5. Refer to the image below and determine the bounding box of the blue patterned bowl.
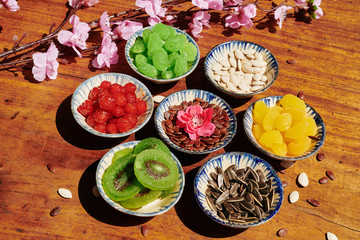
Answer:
[204,41,279,98]
[71,73,154,138]
[194,152,283,228]
[96,140,185,217]
[243,96,326,161]
[125,26,200,84]
[154,89,237,154]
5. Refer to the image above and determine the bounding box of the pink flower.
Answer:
[224,0,243,7]
[112,20,143,40]
[136,0,166,26]
[225,4,256,29]
[294,0,307,7]
[32,42,59,82]
[274,5,293,29]
[1,0,20,12]
[58,15,90,58]
[312,0,323,19]
[92,33,119,69]
[68,0,99,8]
[99,11,112,35]
[176,105,216,140]
[188,11,211,38]
[192,0,223,10]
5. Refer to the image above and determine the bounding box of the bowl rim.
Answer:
[154,89,237,154]
[125,25,200,84]
[95,140,185,217]
[193,151,284,228]
[243,95,326,161]
[71,73,154,138]
[204,40,279,98]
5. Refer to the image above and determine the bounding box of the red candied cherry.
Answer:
[109,83,123,94]
[92,100,100,111]
[108,118,119,125]
[111,105,125,117]
[99,95,116,111]
[113,92,127,106]
[94,123,107,133]
[117,117,134,133]
[124,103,137,114]
[136,100,147,114]
[88,87,100,100]
[77,100,94,117]
[106,122,119,134]
[86,114,96,127]
[98,88,111,100]
[124,82,137,93]
[124,92,137,103]
[93,109,113,124]
[123,113,138,127]
[100,81,111,89]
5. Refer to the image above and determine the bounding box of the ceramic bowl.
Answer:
[194,152,283,228]
[71,73,154,138]
[96,140,185,217]
[154,89,237,154]
[243,96,326,161]
[125,26,200,84]
[204,41,279,98]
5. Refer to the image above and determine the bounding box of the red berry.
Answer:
[109,83,123,94]
[86,114,96,127]
[106,123,119,134]
[124,92,137,103]
[77,100,94,117]
[100,81,111,89]
[113,92,127,106]
[124,82,137,93]
[88,87,100,100]
[94,123,107,133]
[111,105,125,117]
[136,100,147,114]
[93,109,113,124]
[124,103,137,114]
[117,117,134,133]
[99,95,116,111]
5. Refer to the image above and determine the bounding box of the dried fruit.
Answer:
[50,206,61,217]
[326,170,335,180]
[277,228,288,237]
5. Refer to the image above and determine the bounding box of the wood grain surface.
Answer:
[0,0,359,239]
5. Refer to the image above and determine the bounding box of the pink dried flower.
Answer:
[274,5,293,29]
[224,0,243,7]
[58,15,91,58]
[225,4,256,29]
[32,42,59,82]
[176,105,216,141]
[312,0,323,19]
[92,33,119,69]
[68,0,99,8]
[294,0,307,7]
[136,0,166,26]
[188,11,211,38]
[99,11,112,35]
[192,0,223,10]
[112,20,143,40]
[1,0,20,12]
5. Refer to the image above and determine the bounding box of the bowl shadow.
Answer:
[78,160,152,226]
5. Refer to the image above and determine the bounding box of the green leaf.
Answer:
[309,11,317,20]
[311,5,318,11]
[308,0,314,5]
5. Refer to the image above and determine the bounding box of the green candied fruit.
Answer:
[152,23,176,41]
[174,54,187,77]
[147,32,164,53]
[180,42,197,62]
[130,38,146,54]
[168,52,179,68]
[142,29,152,44]
[164,35,186,53]
[152,48,169,72]
[161,69,175,79]
[138,63,158,78]
[134,54,149,68]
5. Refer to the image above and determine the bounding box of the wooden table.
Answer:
[1,0,359,239]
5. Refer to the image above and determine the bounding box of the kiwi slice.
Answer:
[102,153,144,202]
[133,137,171,156]
[134,149,179,190]
[159,185,176,199]
[119,188,162,209]
[112,147,133,163]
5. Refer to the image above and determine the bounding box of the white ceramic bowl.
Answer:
[96,140,185,217]
[71,73,154,138]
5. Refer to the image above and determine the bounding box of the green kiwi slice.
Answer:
[133,137,171,156]
[159,185,176,199]
[119,188,162,209]
[134,149,179,190]
[102,153,144,202]
[112,147,133,163]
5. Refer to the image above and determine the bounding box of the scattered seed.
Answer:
[297,172,309,187]
[277,228,288,237]
[92,185,100,197]
[279,161,295,169]
[50,206,61,217]
[308,135,321,141]
[286,59,297,64]
[289,191,299,203]
[279,169,286,174]
[326,232,338,240]
[282,181,289,188]
[317,152,325,161]
[297,91,305,99]
[307,199,320,207]
[319,177,329,184]
[153,95,165,103]
[10,111,19,119]
[47,163,55,173]
[141,225,149,236]
[326,170,335,180]
[57,188,72,199]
